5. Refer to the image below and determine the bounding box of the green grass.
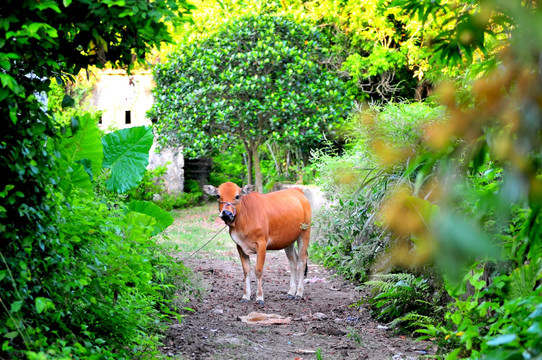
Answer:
[160,202,235,259]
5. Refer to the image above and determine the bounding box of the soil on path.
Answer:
[161,249,435,360]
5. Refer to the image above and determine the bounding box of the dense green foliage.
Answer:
[311,1,542,359]
[311,102,442,279]
[129,170,204,211]
[3,0,542,358]
[150,14,353,191]
[1,0,193,358]
[162,0,451,186]
[179,0,439,100]
[288,0,427,99]
[209,144,247,186]
[1,113,187,358]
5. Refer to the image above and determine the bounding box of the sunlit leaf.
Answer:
[127,200,174,236]
[3,331,18,339]
[60,112,103,178]
[10,301,23,313]
[102,126,153,193]
[125,211,156,238]
[35,297,47,314]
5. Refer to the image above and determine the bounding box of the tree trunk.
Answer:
[250,141,263,193]
[266,141,281,175]
[243,140,253,186]
[285,150,291,179]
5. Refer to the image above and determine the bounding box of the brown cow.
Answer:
[203,182,311,305]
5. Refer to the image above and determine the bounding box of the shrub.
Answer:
[210,144,246,186]
[157,192,203,211]
[128,165,169,202]
[310,101,442,281]
[184,179,202,194]
[310,169,393,281]
[128,169,205,211]
[1,0,192,357]
[415,262,542,358]
[1,106,192,359]
[1,173,191,358]
[44,192,191,357]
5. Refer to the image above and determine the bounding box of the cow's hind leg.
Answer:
[236,245,251,302]
[295,229,310,299]
[284,243,298,299]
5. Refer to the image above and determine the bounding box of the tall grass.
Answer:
[310,101,443,280]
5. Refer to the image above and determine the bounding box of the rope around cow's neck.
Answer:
[181,193,244,261]
[180,225,228,262]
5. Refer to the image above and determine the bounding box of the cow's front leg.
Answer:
[236,245,251,302]
[254,242,267,306]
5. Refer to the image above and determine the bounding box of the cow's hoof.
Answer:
[287,295,296,300]
[240,299,249,303]
[294,296,303,300]
[256,300,264,307]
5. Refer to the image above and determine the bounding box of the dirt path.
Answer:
[161,206,435,359]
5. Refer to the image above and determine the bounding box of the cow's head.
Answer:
[203,182,254,224]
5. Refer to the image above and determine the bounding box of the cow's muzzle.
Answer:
[219,202,238,225]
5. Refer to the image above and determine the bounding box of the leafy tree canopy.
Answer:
[168,0,432,101]
[150,14,353,190]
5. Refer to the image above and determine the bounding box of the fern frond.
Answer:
[509,260,541,299]
[376,273,417,283]
[364,273,417,292]
[390,312,434,329]
[364,279,397,293]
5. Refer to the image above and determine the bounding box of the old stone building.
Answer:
[89,69,154,130]
[88,69,184,193]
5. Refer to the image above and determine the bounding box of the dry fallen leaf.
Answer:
[238,312,292,325]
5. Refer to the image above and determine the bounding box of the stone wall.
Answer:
[148,144,184,194]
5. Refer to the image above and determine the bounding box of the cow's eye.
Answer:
[235,194,240,200]
[216,194,220,199]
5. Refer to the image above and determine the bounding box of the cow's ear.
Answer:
[241,184,254,195]
[203,185,218,196]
